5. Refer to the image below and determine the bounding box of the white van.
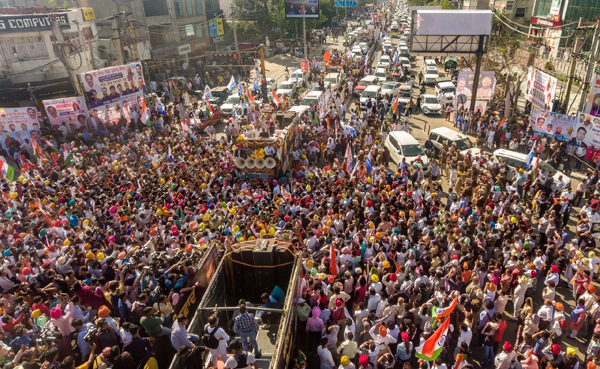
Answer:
[428,127,482,158]
[435,81,456,101]
[300,91,323,107]
[492,149,571,190]
[324,73,341,91]
[360,85,382,110]
[384,131,430,171]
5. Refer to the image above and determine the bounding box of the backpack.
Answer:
[203,326,220,349]
[235,353,248,368]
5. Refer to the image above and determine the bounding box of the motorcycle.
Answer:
[419,84,426,94]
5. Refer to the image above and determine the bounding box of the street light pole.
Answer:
[303,3,308,60]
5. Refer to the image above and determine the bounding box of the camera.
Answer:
[83,326,100,343]
[36,327,56,345]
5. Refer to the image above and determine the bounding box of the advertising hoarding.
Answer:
[79,63,146,125]
[573,112,600,147]
[0,107,40,131]
[42,97,87,129]
[530,107,577,141]
[524,66,558,110]
[584,74,600,117]
[285,0,320,20]
[456,71,496,100]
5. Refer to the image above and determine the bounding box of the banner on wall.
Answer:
[572,112,600,147]
[530,107,577,141]
[79,63,146,125]
[524,66,558,110]
[584,74,600,117]
[43,97,87,129]
[455,71,496,101]
[0,107,40,132]
[0,130,41,151]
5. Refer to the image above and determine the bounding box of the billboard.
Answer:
[0,130,41,151]
[0,107,40,131]
[583,74,600,117]
[530,107,577,141]
[285,0,319,19]
[414,10,492,36]
[573,112,600,147]
[43,97,87,130]
[456,71,496,100]
[524,66,558,110]
[79,63,146,125]
[0,13,70,33]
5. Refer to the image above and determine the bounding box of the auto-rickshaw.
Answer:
[444,57,458,72]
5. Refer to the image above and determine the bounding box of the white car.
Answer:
[351,47,363,61]
[220,95,241,116]
[360,85,381,110]
[384,131,430,171]
[359,42,369,54]
[493,149,571,190]
[424,59,437,68]
[381,81,401,97]
[424,66,439,84]
[288,71,304,85]
[383,41,393,49]
[265,78,276,91]
[398,57,411,71]
[276,81,297,98]
[324,73,342,91]
[374,68,388,81]
[378,55,391,69]
[420,94,442,115]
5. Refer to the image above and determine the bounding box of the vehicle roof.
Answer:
[382,81,400,86]
[325,73,340,78]
[211,86,230,91]
[399,84,412,90]
[389,131,420,144]
[360,76,379,82]
[226,94,240,99]
[425,66,438,70]
[437,81,455,87]
[288,105,309,114]
[375,67,387,72]
[380,55,390,59]
[304,91,323,98]
[364,85,381,92]
[493,149,528,161]
[430,127,469,140]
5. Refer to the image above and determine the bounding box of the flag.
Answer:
[340,67,346,82]
[157,99,166,114]
[271,89,280,104]
[227,76,237,93]
[181,120,189,135]
[365,147,373,173]
[453,354,466,369]
[253,80,261,93]
[345,145,353,172]
[1,161,16,182]
[169,80,178,97]
[42,138,57,152]
[434,295,458,321]
[0,189,9,201]
[62,144,72,165]
[526,146,535,170]
[415,316,451,361]
[534,154,540,179]
[323,49,331,64]
[21,158,34,171]
[498,117,506,129]
[389,95,399,115]
[205,98,215,118]
[330,243,338,276]
[31,139,44,159]
[203,85,212,100]
[141,100,151,126]
[246,88,255,103]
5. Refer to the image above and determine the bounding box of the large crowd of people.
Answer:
[0,2,598,369]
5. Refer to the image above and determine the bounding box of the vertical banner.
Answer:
[530,107,577,141]
[79,63,146,125]
[42,97,87,130]
[455,71,496,101]
[584,74,600,117]
[524,66,558,110]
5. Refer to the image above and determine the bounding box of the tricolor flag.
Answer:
[141,100,151,126]
[43,138,57,151]
[271,89,280,104]
[389,95,399,115]
[415,315,451,361]
[340,67,346,82]
[345,145,353,172]
[433,295,458,321]
[323,49,331,64]
[62,144,72,165]
[246,88,255,103]
[498,117,506,129]
[203,85,212,100]
[205,98,215,118]
[534,154,540,179]
[31,139,44,159]
[453,354,466,369]
[330,243,338,276]
[1,161,16,182]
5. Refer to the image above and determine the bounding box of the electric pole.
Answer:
[50,15,83,95]
[303,4,307,60]
[579,21,600,112]
[564,17,583,113]
[111,13,125,65]
[231,6,239,59]
[126,13,140,61]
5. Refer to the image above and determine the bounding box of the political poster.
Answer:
[285,0,319,19]
[583,74,600,117]
[572,112,600,147]
[79,63,146,125]
[0,130,41,151]
[530,107,577,141]
[318,90,330,119]
[43,96,87,129]
[524,66,558,110]
[455,71,496,101]
[0,107,40,132]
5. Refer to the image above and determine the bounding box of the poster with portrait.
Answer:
[79,63,146,125]
[572,112,600,147]
[285,0,319,19]
[455,71,496,101]
[524,66,558,110]
[43,96,87,129]
[90,92,144,126]
[0,107,40,132]
[0,130,41,151]
[584,75,600,117]
[530,107,577,141]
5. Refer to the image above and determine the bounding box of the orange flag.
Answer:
[330,243,338,276]
[323,49,331,64]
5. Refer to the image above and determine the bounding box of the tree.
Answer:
[47,0,58,11]
[62,1,71,10]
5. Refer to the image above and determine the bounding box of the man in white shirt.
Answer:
[224,339,257,369]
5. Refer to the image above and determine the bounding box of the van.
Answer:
[324,73,341,91]
[360,85,382,110]
[492,149,571,190]
[428,127,482,158]
[384,131,430,171]
[300,91,323,107]
[435,81,456,101]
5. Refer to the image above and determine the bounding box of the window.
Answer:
[429,133,439,142]
[195,0,203,15]
[195,24,205,38]
[185,0,193,17]
[515,7,526,17]
[174,0,184,18]
[506,1,514,10]
[5,36,49,61]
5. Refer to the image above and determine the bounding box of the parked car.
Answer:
[381,81,401,97]
[220,94,241,116]
[384,131,430,171]
[354,76,380,96]
[276,81,297,98]
[424,66,439,85]
[428,127,482,158]
[420,94,442,115]
[360,85,382,110]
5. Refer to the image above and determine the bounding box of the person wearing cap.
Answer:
[495,341,517,369]
[339,354,355,369]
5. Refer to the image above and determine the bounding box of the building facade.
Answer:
[0,8,101,104]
